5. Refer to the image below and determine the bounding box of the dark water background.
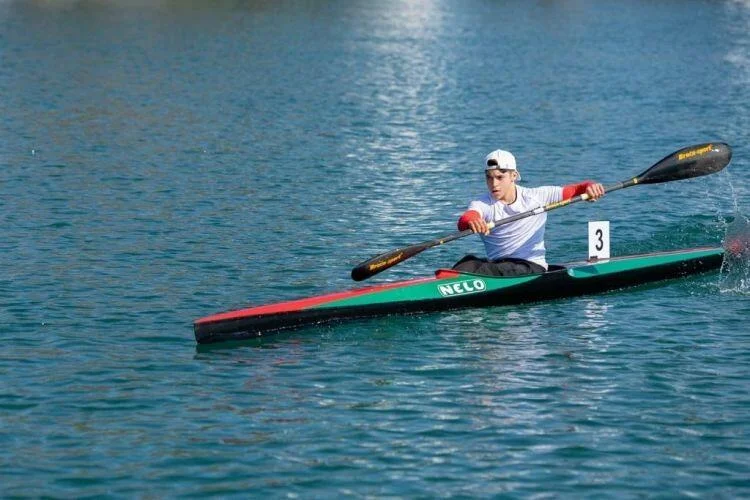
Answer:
[1,0,749,496]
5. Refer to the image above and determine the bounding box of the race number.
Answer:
[588,221,610,260]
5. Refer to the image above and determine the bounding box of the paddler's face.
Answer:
[485,169,517,201]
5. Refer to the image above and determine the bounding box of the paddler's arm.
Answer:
[457,210,490,235]
[458,181,605,235]
[563,180,605,201]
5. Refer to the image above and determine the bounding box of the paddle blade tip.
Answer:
[351,267,369,281]
[705,142,733,171]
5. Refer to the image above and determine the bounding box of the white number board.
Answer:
[588,221,610,260]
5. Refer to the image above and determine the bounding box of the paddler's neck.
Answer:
[498,184,518,205]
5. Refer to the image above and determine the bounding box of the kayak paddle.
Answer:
[351,142,732,281]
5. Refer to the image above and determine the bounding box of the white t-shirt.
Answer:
[467,185,563,269]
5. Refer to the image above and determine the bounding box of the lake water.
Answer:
[1,0,749,497]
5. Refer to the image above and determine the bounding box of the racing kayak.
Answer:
[194,246,724,344]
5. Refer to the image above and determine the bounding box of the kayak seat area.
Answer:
[452,255,546,276]
[435,264,567,278]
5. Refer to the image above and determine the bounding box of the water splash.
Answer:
[719,213,750,294]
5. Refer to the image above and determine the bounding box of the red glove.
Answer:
[457,210,482,231]
[562,180,595,200]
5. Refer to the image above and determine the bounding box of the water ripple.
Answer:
[2,0,750,497]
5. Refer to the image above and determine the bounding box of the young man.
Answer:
[454,149,605,276]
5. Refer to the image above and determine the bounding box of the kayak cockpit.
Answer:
[434,264,568,279]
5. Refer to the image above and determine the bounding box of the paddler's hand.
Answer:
[468,219,491,235]
[585,182,605,202]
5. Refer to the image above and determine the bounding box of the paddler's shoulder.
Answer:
[518,184,563,201]
[471,192,495,205]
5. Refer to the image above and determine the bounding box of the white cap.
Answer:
[484,149,520,180]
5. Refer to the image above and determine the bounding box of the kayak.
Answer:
[194,246,724,344]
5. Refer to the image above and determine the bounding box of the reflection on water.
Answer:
[578,299,612,332]
[726,0,750,85]
[723,0,750,220]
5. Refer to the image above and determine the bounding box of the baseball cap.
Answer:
[485,149,520,180]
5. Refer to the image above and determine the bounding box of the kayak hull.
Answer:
[194,247,724,344]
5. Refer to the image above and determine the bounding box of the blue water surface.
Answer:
[1,0,749,497]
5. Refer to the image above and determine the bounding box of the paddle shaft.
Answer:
[414,179,634,248]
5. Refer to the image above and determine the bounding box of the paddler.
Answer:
[455,149,605,276]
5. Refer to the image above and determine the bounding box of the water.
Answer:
[1,0,749,497]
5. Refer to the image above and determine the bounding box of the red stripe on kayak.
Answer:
[434,269,461,278]
[195,276,439,324]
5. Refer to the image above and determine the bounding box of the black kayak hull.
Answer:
[194,247,724,344]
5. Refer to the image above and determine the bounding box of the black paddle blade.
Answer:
[351,243,427,281]
[636,142,732,184]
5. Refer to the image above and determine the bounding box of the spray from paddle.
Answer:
[720,213,750,293]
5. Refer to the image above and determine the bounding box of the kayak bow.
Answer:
[194,246,724,344]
